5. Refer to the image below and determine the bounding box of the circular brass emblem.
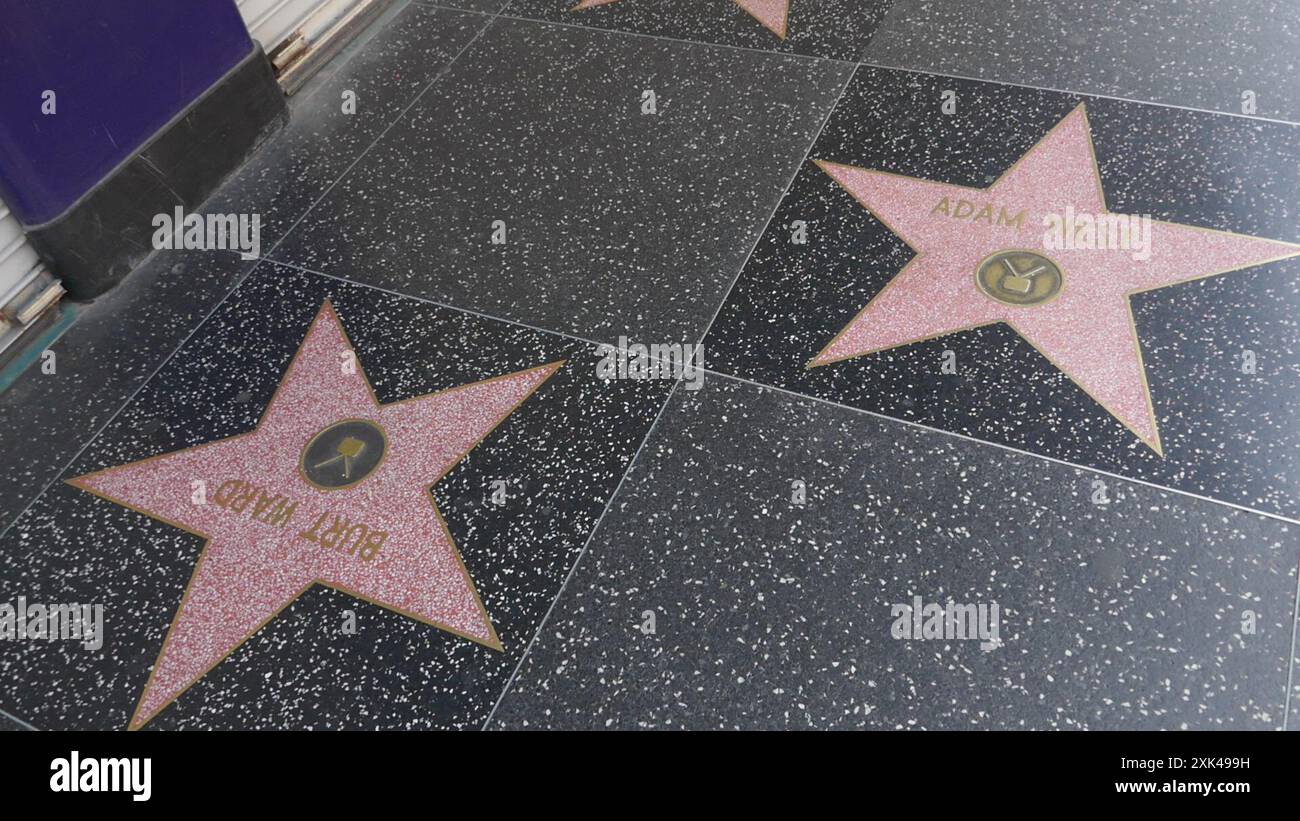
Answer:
[300,419,388,490]
[975,250,1064,306]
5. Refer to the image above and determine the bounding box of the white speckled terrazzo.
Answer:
[864,0,1300,122]
[1,1,1298,731]
[490,377,1298,730]
[704,67,1300,520]
[0,266,670,729]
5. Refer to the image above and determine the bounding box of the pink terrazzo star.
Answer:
[574,0,790,38]
[69,301,563,729]
[811,104,1300,453]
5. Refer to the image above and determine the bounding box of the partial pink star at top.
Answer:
[573,0,790,38]
[811,104,1300,453]
[69,301,563,728]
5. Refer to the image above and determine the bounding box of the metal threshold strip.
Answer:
[0,266,65,371]
[268,0,398,95]
[0,198,65,369]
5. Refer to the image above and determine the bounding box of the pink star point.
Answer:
[69,301,563,729]
[809,104,1300,452]
[573,0,790,38]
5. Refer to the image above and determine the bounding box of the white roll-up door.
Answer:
[0,197,64,362]
[237,0,335,53]
[0,206,40,296]
[238,0,391,93]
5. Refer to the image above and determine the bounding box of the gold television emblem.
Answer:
[976,250,1064,306]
